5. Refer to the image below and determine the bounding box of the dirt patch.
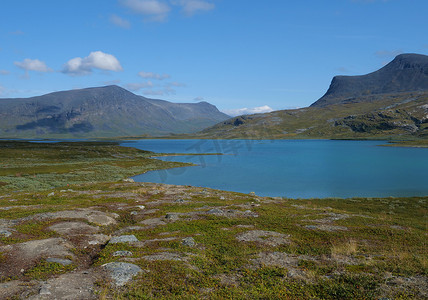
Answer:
[0,238,74,277]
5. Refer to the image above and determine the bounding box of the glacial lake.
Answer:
[120,139,428,199]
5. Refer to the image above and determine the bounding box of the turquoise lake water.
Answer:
[120,139,428,199]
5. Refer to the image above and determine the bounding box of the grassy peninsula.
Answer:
[0,141,426,299]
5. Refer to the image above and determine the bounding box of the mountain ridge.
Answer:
[0,85,229,138]
[195,54,428,140]
[311,53,428,107]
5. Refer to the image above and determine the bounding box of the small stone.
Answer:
[137,205,145,210]
[113,250,133,257]
[109,235,139,244]
[165,213,180,220]
[130,211,138,215]
[207,208,224,214]
[0,229,12,237]
[220,196,225,200]
[174,199,185,203]
[123,178,135,183]
[39,284,51,295]
[181,237,196,247]
[46,258,73,266]
[47,192,55,197]
[102,262,143,286]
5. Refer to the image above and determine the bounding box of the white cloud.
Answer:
[110,14,131,28]
[0,70,10,75]
[125,81,154,91]
[120,0,170,22]
[62,51,123,76]
[194,96,204,101]
[223,105,274,117]
[138,71,170,80]
[173,0,215,16]
[14,58,52,73]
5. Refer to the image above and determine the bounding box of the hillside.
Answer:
[312,53,428,107]
[0,85,229,138]
[197,54,428,140]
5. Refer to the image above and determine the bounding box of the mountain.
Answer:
[0,85,229,138]
[312,53,428,107]
[196,54,428,140]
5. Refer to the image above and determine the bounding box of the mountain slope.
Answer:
[312,53,428,107]
[196,54,428,140]
[0,85,229,138]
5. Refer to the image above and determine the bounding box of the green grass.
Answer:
[0,141,191,192]
[0,141,426,299]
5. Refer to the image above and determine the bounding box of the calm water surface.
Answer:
[120,139,428,199]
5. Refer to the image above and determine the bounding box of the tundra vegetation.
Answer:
[0,141,426,299]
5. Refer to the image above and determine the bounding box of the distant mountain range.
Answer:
[2,54,427,140]
[198,53,428,139]
[0,85,229,138]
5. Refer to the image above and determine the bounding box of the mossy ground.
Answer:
[0,141,426,299]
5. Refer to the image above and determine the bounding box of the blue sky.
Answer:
[1,0,427,115]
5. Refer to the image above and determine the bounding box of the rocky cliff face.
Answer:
[0,85,229,138]
[311,53,428,107]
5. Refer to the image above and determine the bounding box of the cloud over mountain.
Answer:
[62,51,123,76]
[223,105,274,117]
[14,59,52,73]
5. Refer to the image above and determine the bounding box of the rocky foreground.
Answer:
[0,181,426,299]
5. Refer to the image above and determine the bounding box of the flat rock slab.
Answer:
[87,234,111,245]
[109,235,139,244]
[1,238,74,261]
[236,230,290,246]
[20,209,118,226]
[48,221,99,235]
[140,217,166,227]
[103,262,143,286]
[27,270,99,300]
